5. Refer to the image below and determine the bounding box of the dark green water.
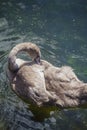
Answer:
[0,0,87,129]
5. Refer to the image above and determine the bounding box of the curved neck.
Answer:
[8,42,41,72]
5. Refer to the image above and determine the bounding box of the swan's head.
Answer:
[27,43,41,64]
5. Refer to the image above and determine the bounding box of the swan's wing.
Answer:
[45,65,87,107]
[45,66,81,83]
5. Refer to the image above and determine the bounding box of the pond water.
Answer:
[0,0,87,130]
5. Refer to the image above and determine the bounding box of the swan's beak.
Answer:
[34,56,41,65]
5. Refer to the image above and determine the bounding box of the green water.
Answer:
[0,0,87,129]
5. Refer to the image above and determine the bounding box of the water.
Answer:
[0,0,87,129]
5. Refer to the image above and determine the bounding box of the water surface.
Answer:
[0,0,87,130]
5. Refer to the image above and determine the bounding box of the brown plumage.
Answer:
[7,43,56,106]
[7,42,87,108]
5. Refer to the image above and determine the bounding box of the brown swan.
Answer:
[7,42,56,106]
[7,42,87,108]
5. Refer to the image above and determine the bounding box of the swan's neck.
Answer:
[8,42,41,72]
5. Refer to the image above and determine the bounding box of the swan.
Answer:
[7,42,87,108]
[7,42,56,106]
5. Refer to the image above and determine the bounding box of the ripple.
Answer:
[0,0,87,130]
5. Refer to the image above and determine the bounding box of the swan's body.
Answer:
[7,42,87,108]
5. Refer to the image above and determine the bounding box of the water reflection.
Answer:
[0,0,87,130]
